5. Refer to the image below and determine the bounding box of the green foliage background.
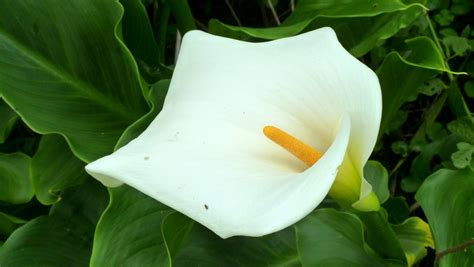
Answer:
[0,0,473,266]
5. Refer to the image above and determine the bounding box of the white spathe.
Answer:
[85,27,382,238]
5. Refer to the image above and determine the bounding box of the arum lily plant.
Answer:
[86,27,382,238]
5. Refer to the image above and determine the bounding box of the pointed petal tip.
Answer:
[85,158,124,188]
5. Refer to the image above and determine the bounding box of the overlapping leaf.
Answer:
[392,217,434,266]
[0,99,18,144]
[0,180,108,266]
[209,0,427,56]
[90,186,193,266]
[416,169,474,266]
[0,0,148,162]
[377,36,460,135]
[31,135,88,205]
[120,0,167,83]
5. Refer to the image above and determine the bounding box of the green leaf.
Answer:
[448,117,474,143]
[419,78,448,96]
[0,216,93,266]
[364,161,390,203]
[174,221,297,266]
[119,0,165,83]
[447,80,472,118]
[166,0,196,34]
[434,9,454,26]
[450,0,472,15]
[175,209,397,266]
[385,110,408,134]
[161,212,195,260]
[0,180,108,266]
[451,142,474,169]
[296,209,388,266]
[377,36,457,136]
[392,217,434,266]
[443,36,472,56]
[209,0,427,57]
[31,135,88,205]
[90,185,191,266]
[464,81,474,98]
[392,140,409,157]
[0,152,32,204]
[402,140,444,193]
[357,210,407,264]
[383,197,410,224]
[0,0,148,162]
[0,212,26,241]
[0,99,18,144]
[94,188,407,266]
[415,169,474,266]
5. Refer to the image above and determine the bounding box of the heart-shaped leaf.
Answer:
[209,0,427,57]
[0,180,108,266]
[0,0,148,162]
[31,135,88,205]
[416,169,474,266]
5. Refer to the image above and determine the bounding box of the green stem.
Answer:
[411,90,449,143]
[424,12,471,118]
[424,12,453,80]
[166,0,196,34]
[155,3,171,63]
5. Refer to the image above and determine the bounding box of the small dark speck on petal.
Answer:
[144,156,150,160]
[204,204,208,210]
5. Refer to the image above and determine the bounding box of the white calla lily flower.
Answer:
[86,27,382,238]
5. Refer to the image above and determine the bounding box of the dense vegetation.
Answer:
[0,0,472,266]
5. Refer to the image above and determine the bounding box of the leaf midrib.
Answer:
[0,28,140,122]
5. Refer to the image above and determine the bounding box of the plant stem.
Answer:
[424,12,472,117]
[434,238,474,266]
[425,12,453,80]
[267,0,281,25]
[167,0,196,34]
[225,0,242,26]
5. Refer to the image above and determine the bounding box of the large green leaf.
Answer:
[175,209,391,266]
[392,217,434,266]
[296,209,387,266]
[0,99,18,144]
[0,179,108,266]
[31,135,88,205]
[120,0,166,83]
[0,152,32,204]
[174,224,297,266]
[357,210,407,264]
[377,36,458,135]
[209,0,426,57]
[0,0,148,162]
[415,169,474,266]
[90,186,192,266]
[166,0,196,34]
